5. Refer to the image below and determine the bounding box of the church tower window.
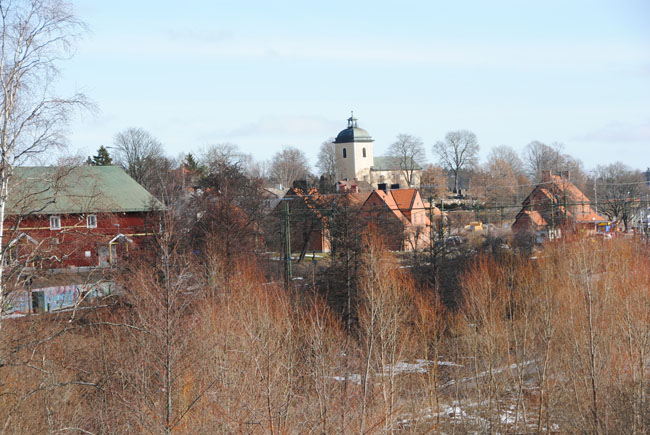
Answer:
[363,148,366,158]
[343,148,347,158]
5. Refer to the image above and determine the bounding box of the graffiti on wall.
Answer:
[3,282,116,314]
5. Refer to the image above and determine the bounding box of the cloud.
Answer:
[575,120,650,143]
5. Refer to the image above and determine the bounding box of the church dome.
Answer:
[334,113,374,144]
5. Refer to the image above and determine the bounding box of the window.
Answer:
[363,148,366,158]
[342,148,347,158]
[87,214,97,228]
[49,215,61,230]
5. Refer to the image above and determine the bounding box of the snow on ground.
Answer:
[385,359,463,375]
[441,360,535,388]
[330,359,463,385]
[331,374,362,384]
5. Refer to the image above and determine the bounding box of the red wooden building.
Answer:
[3,166,163,270]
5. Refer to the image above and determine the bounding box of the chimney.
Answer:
[351,184,358,193]
[541,170,551,182]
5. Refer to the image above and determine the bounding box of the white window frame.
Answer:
[87,214,97,228]
[50,215,61,230]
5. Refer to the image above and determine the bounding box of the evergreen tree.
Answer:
[91,146,113,166]
[184,153,204,175]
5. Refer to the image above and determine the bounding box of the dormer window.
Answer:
[342,148,347,158]
[50,215,61,230]
[87,214,97,228]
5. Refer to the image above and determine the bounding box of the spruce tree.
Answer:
[91,146,113,166]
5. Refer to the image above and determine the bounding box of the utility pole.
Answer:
[551,200,555,238]
[428,196,434,261]
[282,200,292,286]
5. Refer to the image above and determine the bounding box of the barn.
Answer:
[3,165,163,270]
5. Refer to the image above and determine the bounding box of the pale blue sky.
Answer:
[61,0,650,171]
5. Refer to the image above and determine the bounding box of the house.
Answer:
[512,170,606,241]
[360,187,441,251]
[273,186,370,257]
[334,114,422,188]
[261,186,286,213]
[3,165,163,270]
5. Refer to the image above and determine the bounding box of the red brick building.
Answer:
[512,171,606,241]
[361,188,441,251]
[3,166,163,270]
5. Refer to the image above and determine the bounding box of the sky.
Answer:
[60,0,650,171]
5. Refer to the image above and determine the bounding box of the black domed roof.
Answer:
[334,114,374,144]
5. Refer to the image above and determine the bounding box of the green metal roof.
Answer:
[334,127,374,144]
[6,166,164,216]
[372,156,422,171]
[334,114,374,144]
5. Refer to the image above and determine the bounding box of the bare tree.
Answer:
[433,130,479,193]
[200,143,249,168]
[522,141,588,189]
[0,0,88,354]
[388,133,425,187]
[420,164,448,200]
[247,158,269,180]
[112,127,165,187]
[521,141,566,182]
[594,162,647,231]
[270,146,310,189]
[472,158,519,205]
[488,145,524,177]
[316,138,336,186]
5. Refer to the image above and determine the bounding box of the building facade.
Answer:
[334,114,422,189]
[361,187,440,251]
[3,166,163,270]
[512,170,606,242]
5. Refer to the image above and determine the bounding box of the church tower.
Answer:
[334,112,374,181]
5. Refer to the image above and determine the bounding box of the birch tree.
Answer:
[0,0,87,357]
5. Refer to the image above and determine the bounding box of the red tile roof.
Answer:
[391,188,417,210]
[362,188,438,227]
[514,173,607,231]
[524,210,548,227]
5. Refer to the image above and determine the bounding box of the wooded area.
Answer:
[1,229,648,433]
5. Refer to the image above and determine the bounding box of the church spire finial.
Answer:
[347,111,358,128]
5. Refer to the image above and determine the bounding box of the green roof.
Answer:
[372,156,422,171]
[6,166,164,216]
[334,127,374,144]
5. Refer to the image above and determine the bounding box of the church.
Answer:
[334,113,422,190]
